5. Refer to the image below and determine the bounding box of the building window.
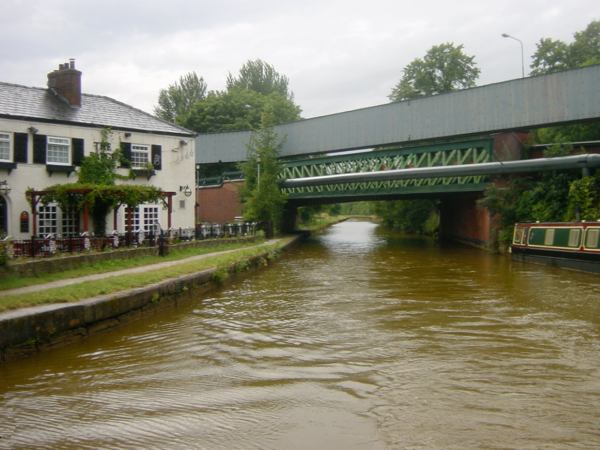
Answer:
[38,203,58,236]
[0,133,10,161]
[47,136,70,165]
[133,205,160,233]
[61,207,80,237]
[0,197,7,236]
[131,144,150,169]
[20,211,29,234]
[37,203,79,236]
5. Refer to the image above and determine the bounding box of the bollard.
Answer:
[158,230,168,256]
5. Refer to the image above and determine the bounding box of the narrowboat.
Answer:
[511,221,600,273]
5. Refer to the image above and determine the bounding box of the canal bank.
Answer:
[0,235,302,362]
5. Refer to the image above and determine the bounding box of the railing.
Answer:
[197,171,245,187]
[5,222,259,259]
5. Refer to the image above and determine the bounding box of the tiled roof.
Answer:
[0,82,195,136]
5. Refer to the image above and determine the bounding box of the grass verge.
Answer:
[0,237,294,313]
[0,239,263,292]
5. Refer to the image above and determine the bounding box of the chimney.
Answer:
[47,59,82,107]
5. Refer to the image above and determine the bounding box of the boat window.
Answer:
[567,229,581,247]
[544,228,555,246]
[513,228,524,244]
[585,228,600,249]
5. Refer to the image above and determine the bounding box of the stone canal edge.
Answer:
[0,234,304,362]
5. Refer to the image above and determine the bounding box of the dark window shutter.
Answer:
[13,133,28,163]
[33,134,47,164]
[151,145,162,170]
[120,142,131,168]
[72,138,85,166]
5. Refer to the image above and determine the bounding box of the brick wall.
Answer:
[439,195,492,248]
[196,181,244,223]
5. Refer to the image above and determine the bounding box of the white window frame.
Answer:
[131,144,150,169]
[37,203,80,237]
[38,203,58,236]
[61,207,80,237]
[0,132,11,162]
[47,136,71,165]
[133,204,160,234]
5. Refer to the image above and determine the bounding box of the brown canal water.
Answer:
[1,220,600,449]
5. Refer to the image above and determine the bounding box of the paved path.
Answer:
[1,239,279,297]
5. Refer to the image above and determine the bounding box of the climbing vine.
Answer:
[28,127,164,235]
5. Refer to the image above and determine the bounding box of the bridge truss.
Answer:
[280,139,493,201]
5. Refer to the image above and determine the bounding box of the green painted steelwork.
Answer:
[280,139,493,200]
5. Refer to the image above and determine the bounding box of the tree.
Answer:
[182,60,301,134]
[182,88,301,133]
[529,38,571,76]
[374,199,438,234]
[227,59,293,99]
[570,20,600,67]
[381,43,476,235]
[154,72,207,124]
[389,43,480,101]
[239,113,287,235]
[530,20,600,75]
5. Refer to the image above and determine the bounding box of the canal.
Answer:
[1,220,600,449]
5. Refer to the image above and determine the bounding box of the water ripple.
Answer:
[1,221,600,449]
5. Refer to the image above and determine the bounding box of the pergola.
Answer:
[27,188,176,236]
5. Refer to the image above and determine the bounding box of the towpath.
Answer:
[1,239,279,297]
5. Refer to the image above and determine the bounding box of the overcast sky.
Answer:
[1,0,598,119]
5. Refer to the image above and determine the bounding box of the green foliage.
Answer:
[239,113,288,232]
[211,268,229,285]
[530,38,572,75]
[389,43,480,101]
[542,143,571,157]
[567,173,600,220]
[337,202,377,216]
[226,59,293,99]
[298,204,325,224]
[181,59,301,133]
[154,71,207,124]
[571,20,600,67]
[78,128,120,186]
[31,128,163,237]
[479,170,587,247]
[35,184,162,211]
[183,87,301,133]
[374,199,439,234]
[532,121,600,145]
[0,240,8,266]
[531,19,600,75]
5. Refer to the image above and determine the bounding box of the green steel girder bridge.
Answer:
[279,139,494,202]
[196,65,600,202]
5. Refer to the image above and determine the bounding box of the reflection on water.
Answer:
[1,220,600,449]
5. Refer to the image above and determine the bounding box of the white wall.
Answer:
[0,118,196,239]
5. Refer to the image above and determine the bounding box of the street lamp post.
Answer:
[502,33,525,78]
[256,155,261,187]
